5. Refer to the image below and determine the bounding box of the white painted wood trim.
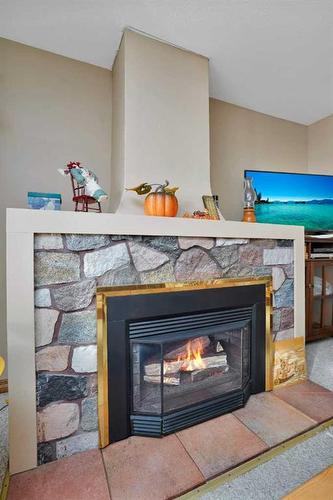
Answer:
[6,208,305,473]
[7,230,37,474]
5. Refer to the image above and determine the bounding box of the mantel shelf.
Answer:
[7,208,304,240]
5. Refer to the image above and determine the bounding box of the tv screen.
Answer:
[244,170,333,231]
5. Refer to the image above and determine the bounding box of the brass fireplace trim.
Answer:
[96,277,273,448]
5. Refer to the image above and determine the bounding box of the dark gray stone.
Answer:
[273,309,282,332]
[38,442,56,465]
[59,310,96,344]
[143,236,181,261]
[274,279,294,308]
[251,266,273,277]
[97,265,140,287]
[66,234,111,251]
[81,396,98,431]
[211,245,239,270]
[37,374,89,408]
[52,280,96,311]
[277,240,294,247]
[280,308,294,329]
[251,239,277,249]
[283,264,294,279]
[111,235,143,241]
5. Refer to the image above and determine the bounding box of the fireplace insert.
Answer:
[97,279,272,445]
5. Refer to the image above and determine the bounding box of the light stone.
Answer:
[66,234,110,251]
[34,288,51,307]
[141,262,175,284]
[129,242,169,272]
[34,234,63,250]
[56,431,99,459]
[36,346,71,372]
[175,248,222,280]
[58,310,96,344]
[37,403,80,442]
[35,308,59,347]
[263,248,293,265]
[72,345,97,373]
[274,328,294,341]
[52,279,96,311]
[178,237,215,250]
[216,238,249,247]
[272,267,286,291]
[35,252,80,285]
[84,243,130,277]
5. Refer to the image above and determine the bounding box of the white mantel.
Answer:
[6,208,305,474]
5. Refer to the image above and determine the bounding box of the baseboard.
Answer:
[0,380,8,394]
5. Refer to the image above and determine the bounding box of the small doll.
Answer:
[58,162,108,202]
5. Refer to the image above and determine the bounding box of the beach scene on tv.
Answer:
[246,170,333,231]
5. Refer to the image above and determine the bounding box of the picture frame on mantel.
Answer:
[202,195,224,220]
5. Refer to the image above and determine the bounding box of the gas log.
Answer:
[144,353,228,378]
[144,363,229,386]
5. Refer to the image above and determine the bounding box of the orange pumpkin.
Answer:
[144,192,178,217]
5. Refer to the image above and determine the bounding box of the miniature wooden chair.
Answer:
[70,172,102,213]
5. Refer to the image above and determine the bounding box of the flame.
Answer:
[177,338,206,372]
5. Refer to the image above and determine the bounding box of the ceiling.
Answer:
[1,0,332,125]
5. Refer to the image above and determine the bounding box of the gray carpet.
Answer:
[0,393,8,492]
[197,338,333,499]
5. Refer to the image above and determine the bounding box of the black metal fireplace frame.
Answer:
[99,279,271,444]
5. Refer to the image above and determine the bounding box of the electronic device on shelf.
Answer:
[244,170,333,231]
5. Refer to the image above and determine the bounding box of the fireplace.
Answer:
[97,278,273,447]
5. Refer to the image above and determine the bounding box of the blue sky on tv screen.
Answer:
[245,170,333,202]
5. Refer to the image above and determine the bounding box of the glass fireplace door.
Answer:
[131,321,251,417]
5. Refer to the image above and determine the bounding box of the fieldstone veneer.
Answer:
[34,233,294,464]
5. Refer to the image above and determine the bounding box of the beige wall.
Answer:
[210,99,308,220]
[113,30,211,215]
[307,114,333,174]
[2,36,331,380]
[0,38,112,378]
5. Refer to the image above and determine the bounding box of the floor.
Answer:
[284,464,333,500]
[5,339,333,500]
[0,393,8,493]
[196,337,333,500]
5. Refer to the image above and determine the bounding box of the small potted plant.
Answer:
[126,180,179,217]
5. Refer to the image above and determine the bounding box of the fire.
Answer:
[177,338,206,372]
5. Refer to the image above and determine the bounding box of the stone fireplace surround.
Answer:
[6,209,305,474]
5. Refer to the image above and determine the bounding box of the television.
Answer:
[244,170,333,232]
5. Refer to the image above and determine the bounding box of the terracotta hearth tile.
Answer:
[176,414,268,480]
[233,392,316,447]
[8,450,110,500]
[102,435,204,500]
[274,380,333,423]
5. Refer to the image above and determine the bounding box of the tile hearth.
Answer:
[7,381,333,500]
